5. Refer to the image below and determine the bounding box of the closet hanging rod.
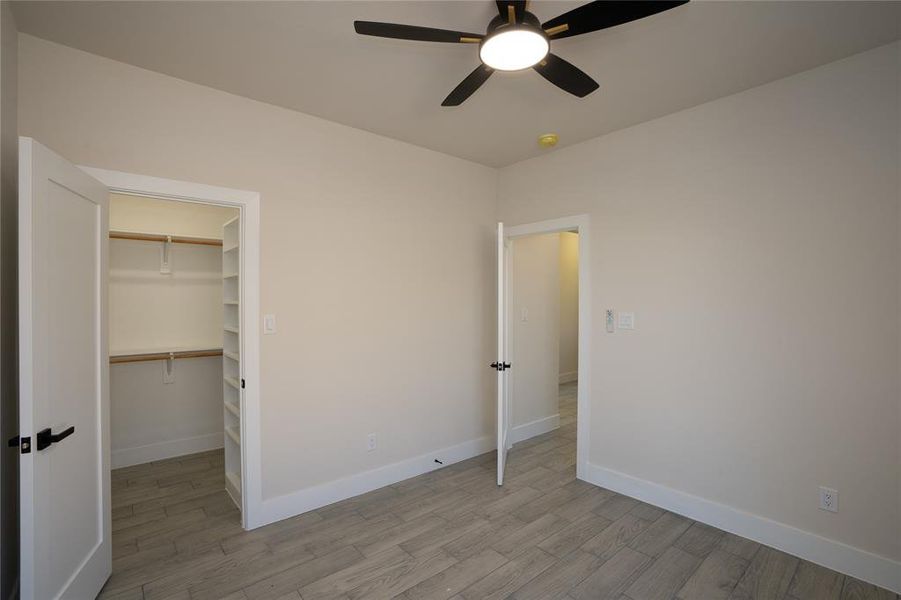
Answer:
[110,348,223,364]
[109,230,223,247]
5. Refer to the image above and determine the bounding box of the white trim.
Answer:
[260,435,495,527]
[558,371,578,384]
[79,166,263,530]
[111,432,224,469]
[510,414,560,445]
[505,214,591,481]
[582,462,901,595]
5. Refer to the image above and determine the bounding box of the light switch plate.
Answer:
[606,309,615,333]
[618,312,635,330]
[263,314,276,334]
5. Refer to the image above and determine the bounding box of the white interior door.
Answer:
[496,222,510,485]
[19,138,111,600]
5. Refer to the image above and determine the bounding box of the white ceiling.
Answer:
[12,1,901,167]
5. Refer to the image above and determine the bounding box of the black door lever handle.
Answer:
[36,426,75,451]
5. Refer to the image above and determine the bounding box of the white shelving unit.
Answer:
[222,215,243,512]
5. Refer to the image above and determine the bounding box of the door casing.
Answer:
[503,214,591,480]
[80,167,264,530]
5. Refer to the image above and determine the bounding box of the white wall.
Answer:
[109,194,237,467]
[109,195,233,354]
[559,232,579,383]
[499,42,900,578]
[110,358,225,468]
[110,192,237,239]
[0,2,16,597]
[17,35,498,505]
[510,233,560,441]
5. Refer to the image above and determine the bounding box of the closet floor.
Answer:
[100,385,898,600]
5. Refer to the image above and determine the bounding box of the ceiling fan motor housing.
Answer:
[483,11,549,50]
[481,11,550,71]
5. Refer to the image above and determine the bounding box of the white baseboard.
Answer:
[510,414,560,445]
[259,434,495,528]
[581,462,901,594]
[112,432,224,469]
[559,371,578,384]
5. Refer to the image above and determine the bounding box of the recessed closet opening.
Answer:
[107,192,243,520]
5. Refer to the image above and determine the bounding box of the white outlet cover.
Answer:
[819,486,838,512]
[263,314,276,334]
[618,312,635,330]
[367,433,377,452]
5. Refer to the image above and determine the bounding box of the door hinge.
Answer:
[241,378,245,389]
[489,362,511,371]
[8,435,31,454]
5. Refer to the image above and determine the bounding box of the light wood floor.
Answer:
[101,383,898,600]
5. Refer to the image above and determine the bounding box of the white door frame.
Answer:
[504,214,591,480]
[79,167,264,530]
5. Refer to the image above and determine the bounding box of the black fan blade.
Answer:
[442,65,494,106]
[495,0,526,23]
[354,21,482,43]
[533,54,599,97]
[542,1,687,39]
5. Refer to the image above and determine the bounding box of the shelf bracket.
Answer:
[160,235,172,274]
[163,352,175,383]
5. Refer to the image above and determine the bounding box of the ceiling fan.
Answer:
[354,1,688,106]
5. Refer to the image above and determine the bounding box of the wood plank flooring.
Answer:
[101,383,899,600]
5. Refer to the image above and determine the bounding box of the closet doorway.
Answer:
[84,167,262,529]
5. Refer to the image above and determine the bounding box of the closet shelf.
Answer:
[225,401,240,418]
[225,425,241,446]
[223,300,239,306]
[223,273,239,279]
[223,243,239,253]
[224,376,241,390]
[223,351,240,362]
[110,230,223,247]
[223,326,239,334]
[110,348,222,364]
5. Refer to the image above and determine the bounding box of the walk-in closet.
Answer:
[108,193,244,515]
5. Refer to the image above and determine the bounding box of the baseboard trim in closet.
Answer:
[112,431,225,469]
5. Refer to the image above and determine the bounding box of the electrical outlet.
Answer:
[819,486,838,513]
[367,433,377,452]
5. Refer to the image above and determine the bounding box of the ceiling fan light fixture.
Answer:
[479,28,549,71]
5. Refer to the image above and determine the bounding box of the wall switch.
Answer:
[606,309,615,333]
[367,433,377,452]
[263,314,276,334]
[521,307,529,322]
[819,486,838,512]
[618,312,635,330]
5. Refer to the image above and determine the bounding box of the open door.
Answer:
[494,222,511,485]
[18,138,111,599]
